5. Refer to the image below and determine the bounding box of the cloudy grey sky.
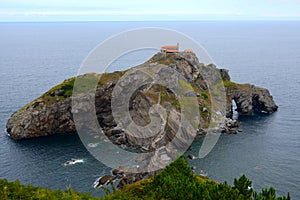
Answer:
[1,0,300,21]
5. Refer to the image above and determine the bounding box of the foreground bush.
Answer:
[0,179,98,200]
[0,156,290,200]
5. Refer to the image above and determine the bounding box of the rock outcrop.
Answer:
[6,97,75,140]
[225,82,278,117]
[6,52,278,143]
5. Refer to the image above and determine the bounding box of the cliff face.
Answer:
[6,52,278,144]
[6,96,75,140]
[226,83,278,116]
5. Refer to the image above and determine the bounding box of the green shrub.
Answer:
[201,92,209,99]
[0,179,98,200]
[32,101,40,108]
[233,174,253,199]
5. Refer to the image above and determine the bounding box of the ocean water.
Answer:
[0,21,299,198]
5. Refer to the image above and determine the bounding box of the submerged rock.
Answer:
[93,175,114,188]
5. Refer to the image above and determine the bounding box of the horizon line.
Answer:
[1,19,300,23]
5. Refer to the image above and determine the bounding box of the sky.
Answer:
[1,0,300,22]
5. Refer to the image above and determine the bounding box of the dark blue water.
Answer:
[0,21,299,198]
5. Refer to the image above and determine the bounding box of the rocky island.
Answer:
[5,51,279,188]
[6,52,277,142]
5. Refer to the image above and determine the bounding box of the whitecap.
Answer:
[88,143,99,148]
[63,159,84,166]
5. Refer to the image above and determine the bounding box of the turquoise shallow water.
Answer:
[0,21,299,198]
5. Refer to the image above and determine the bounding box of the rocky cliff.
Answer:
[6,52,278,145]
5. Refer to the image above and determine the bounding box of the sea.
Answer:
[0,21,299,198]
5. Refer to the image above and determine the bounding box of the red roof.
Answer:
[161,44,179,53]
[161,45,178,49]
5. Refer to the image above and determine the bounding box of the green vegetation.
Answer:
[97,71,123,87]
[44,77,75,99]
[0,179,98,200]
[147,84,181,110]
[222,80,253,92]
[223,80,238,88]
[103,156,290,200]
[35,71,123,107]
[155,53,173,65]
[201,92,209,99]
[32,101,40,108]
[0,156,290,200]
[73,73,99,93]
